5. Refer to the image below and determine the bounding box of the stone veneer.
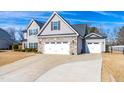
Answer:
[22,41,26,49]
[38,36,77,55]
[22,42,24,49]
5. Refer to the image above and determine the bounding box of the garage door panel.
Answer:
[43,42,70,55]
[87,42,102,53]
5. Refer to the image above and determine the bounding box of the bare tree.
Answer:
[116,26,124,45]
[17,28,24,41]
[6,27,16,41]
[102,27,118,46]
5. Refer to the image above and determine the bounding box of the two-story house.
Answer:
[22,12,106,55]
[22,19,44,49]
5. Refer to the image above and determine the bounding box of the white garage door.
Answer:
[87,42,102,53]
[44,42,70,55]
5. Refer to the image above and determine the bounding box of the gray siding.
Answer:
[0,28,13,49]
[0,39,11,49]
[77,36,83,54]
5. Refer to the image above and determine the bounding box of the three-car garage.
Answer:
[43,39,105,54]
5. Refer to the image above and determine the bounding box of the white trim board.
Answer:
[85,33,102,38]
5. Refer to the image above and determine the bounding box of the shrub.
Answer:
[14,49,22,52]
[13,48,37,53]
[12,44,18,50]
[37,51,42,54]
[21,49,25,52]
[25,48,37,52]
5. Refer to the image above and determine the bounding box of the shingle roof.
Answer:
[34,20,44,29]
[22,30,27,33]
[27,19,45,30]
[71,24,87,37]
[0,28,13,43]
[25,19,45,32]
[21,39,27,42]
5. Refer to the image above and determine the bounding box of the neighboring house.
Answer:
[0,28,13,49]
[22,12,106,55]
[22,19,44,49]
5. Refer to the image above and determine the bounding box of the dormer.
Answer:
[26,19,44,37]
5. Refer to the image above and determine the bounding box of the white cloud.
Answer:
[0,11,50,20]
[93,11,124,20]
[59,11,78,16]
[67,18,124,25]
[0,23,25,30]
[0,11,51,29]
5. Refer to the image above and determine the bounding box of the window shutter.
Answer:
[51,22,53,31]
[58,21,60,30]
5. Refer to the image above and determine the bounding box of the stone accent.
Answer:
[22,42,25,49]
[38,36,77,55]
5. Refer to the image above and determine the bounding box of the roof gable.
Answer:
[38,12,79,36]
[26,19,44,30]
[85,33,105,39]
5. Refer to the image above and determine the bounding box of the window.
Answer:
[53,22,58,30]
[34,43,38,48]
[63,42,68,44]
[57,42,61,44]
[29,30,32,36]
[88,43,92,44]
[94,43,99,44]
[51,21,60,30]
[51,42,55,44]
[29,28,38,36]
[24,43,27,48]
[34,28,38,34]
[45,42,49,44]
[29,43,32,48]
[29,43,38,49]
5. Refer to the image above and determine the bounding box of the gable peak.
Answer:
[53,11,59,15]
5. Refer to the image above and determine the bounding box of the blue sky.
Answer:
[1,11,124,34]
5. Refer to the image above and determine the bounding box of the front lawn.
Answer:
[102,53,124,82]
[0,51,35,66]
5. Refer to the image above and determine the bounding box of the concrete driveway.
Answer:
[0,54,102,82]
